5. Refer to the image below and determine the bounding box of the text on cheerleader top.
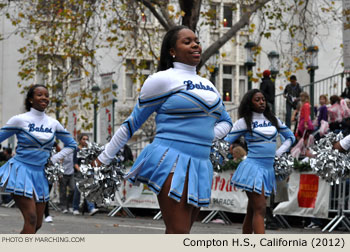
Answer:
[252,120,272,129]
[184,80,215,92]
[28,123,53,133]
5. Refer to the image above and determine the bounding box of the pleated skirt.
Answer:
[0,158,49,202]
[231,157,275,197]
[126,137,213,207]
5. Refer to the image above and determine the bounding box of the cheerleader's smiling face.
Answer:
[30,86,50,112]
[251,92,266,113]
[170,28,202,66]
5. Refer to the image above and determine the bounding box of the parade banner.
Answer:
[99,72,114,144]
[207,171,248,213]
[114,174,159,209]
[112,169,329,218]
[343,0,350,72]
[67,78,81,139]
[273,172,330,218]
[113,169,248,212]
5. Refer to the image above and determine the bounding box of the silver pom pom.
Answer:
[210,139,230,172]
[45,148,64,183]
[309,132,350,184]
[76,142,125,205]
[274,153,294,180]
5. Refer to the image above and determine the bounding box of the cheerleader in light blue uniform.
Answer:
[94,26,232,233]
[0,85,77,233]
[225,89,295,234]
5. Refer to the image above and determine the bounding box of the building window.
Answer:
[125,74,135,98]
[36,55,49,85]
[71,57,82,79]
[125,59,154,99]
[209,4,219,28]
[37,0,64,15]
[223,79,232,102]
[222,65,234,102]
[223,5,233,27]
[125,59,136,98]
[239,79,246,102]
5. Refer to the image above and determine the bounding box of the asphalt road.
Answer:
[0,206,347,234]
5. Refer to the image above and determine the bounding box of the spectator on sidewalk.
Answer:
[283,75,302,128]
[328,95,343,132]
[341,77,350,100]
[58,151,75,213]
[296,92,314,140]
[72,133,99,216]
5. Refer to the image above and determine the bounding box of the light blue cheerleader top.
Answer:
[0,108,77,166]
[225,112,295,158]
[98,62,233,164]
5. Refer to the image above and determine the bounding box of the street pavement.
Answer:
[0,206,347,234]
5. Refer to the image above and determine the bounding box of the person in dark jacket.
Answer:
[260,70,275,112]
[283,75,302,128]
[341,77,350,100]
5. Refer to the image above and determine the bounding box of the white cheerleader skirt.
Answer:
[126,137,213,207]
[231,157,275,197]
[0,158,49,202]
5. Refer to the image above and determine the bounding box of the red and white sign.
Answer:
[274,172,330,218]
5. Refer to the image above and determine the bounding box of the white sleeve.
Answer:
[97,124,130,165]
[275,138,293,157]
[51,148,74,164]
[214,121,232,140]
[340,134,350,151]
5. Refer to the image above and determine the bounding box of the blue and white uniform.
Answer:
[225,112,295,196]
[98,62,232,207]
[0,108,77,202]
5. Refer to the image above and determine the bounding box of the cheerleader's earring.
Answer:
[172,55,175,59]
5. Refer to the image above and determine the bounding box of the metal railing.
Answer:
[226,72,348,123]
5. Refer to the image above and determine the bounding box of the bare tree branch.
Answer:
[198,0,272,69]
[136,0,172,30]
[179,0,202,31]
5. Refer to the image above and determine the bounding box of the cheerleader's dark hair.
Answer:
[157,25,189,72]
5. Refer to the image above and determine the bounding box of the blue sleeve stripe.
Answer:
[138,92,172,105]
[217,120,233,126]
[123,121,133,138]
[228,129,247,135]
[0,126,21,131]
[56,131,70,135]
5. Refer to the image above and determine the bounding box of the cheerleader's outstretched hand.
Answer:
[92,158,103,167]
[333,141,346,152]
